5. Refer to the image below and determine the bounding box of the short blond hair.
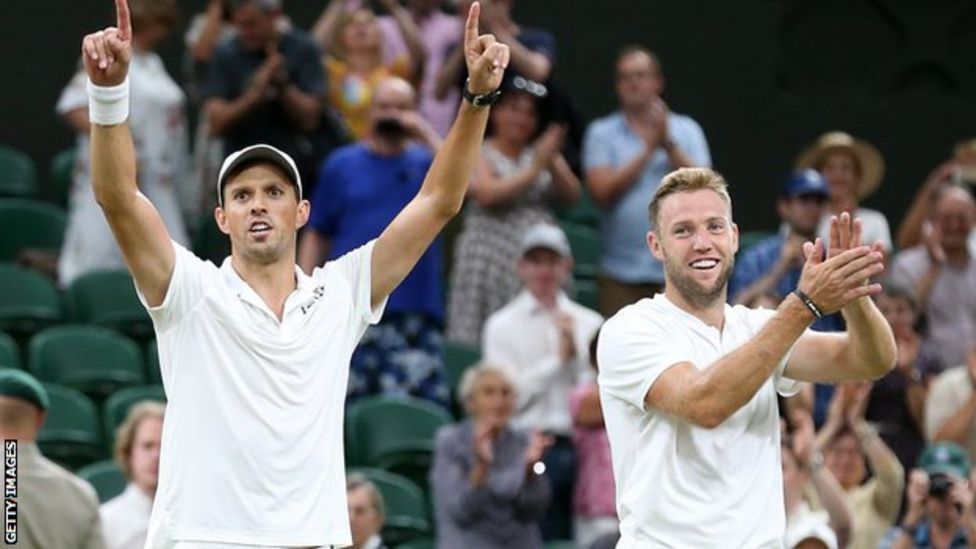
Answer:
[113,401,165,479]
[648,167,733,231]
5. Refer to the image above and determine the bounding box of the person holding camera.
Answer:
[890,442,976,548]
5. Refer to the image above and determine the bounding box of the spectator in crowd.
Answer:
[447,78,580,346]
[314,0,425,139]
[890,184,976,368]
[884,442,976,548]
[346,473,388,549]
[430,363,552,549]
[482,222,603,541]
[896,137,976,253]
[0,370,104,547]
[783,410,852,548]
[298,77,447,406]
[815,383,904,549]
[56,0,189,286]
[866,283,944,470]
[569,331,618,549]
[435,0,556,100]
[582,45,711,317]
[205,0,330,187]
[926,346,976,459]
[795,131,893,255]
[101,401,165,549]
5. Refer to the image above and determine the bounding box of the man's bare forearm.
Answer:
[841,297,897,378]
[91,122,138,211]
[587,147,653,208]
[419,102,490,217]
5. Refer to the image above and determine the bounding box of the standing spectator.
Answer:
[889,184,976,368]
[101,401,164,549]
[403,0,463,136]
[795,131,893,255]
[867,284,944,471]
[926,346,976,459]
[815,383,905,549]
[314,0,425,139]
[298,77,447,407]
[884,442,976,548]
[569,332,618,549]
[582,45,711,317]
[346,473,388,549]
[482,223,603,541]
[205,0,330,187]
[56,0,189,286]
[430,364,552,549]
[0,370,104,547]
[447,79,580,346]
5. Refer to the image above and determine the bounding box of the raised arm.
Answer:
[370,2,509,308]
[83,0,175,306]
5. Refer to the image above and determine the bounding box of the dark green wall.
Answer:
[3,0,974,230]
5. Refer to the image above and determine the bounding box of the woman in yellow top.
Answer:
[314,0,426,139]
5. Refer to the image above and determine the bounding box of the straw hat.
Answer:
[795,131,885,199]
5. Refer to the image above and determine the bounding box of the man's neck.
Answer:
[230,254,298,320]
[529,289,558,310]
[622,100,655,120]
[366,136,408,156]
[663,284,726,330]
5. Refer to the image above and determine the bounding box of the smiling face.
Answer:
[215,163,309,266]
[818,150,860,203]
[649,188,738,309]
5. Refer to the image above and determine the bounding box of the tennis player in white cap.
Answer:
[80,0,509,546]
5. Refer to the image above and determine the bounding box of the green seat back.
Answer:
[560,221,601,279]
[102,385,166,452]
[49,148,76,207]
[0,199,66,262]
[67,270,153,340]
[77,460,127,503]
[0,264,62,337]
[0,145,38,198]
[145,339,161,384]
[348,467,431,545]
[345,396,451,467]
[0,331,21,369]
[443,341,480,414]
[573,278,599,311]
[38,383,103,469]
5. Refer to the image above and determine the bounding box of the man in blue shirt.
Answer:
[582,45,711,316]
[298,77,447,407]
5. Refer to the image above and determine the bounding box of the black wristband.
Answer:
[793,289,824,320]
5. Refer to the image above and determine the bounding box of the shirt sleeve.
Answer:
[291,37,326,96]
[676,116,711,167]
[596,310,690,411]
[324,239,386,326]
[136,242,213,332]
[581,122,613,171]
[482,314,562,411]
[56,70,88,116]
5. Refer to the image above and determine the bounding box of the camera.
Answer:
[929,473,953,500]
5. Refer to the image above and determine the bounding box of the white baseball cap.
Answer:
[216,144,302,206]
[519,223,571,258]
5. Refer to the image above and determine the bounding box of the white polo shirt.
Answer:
[597,294,801,549]
[140,241,385,548]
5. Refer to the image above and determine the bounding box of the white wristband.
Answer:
[87,78,130,126]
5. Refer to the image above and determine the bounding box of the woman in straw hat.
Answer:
[796,131,893,254]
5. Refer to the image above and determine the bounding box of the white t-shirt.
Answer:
[597,294,801,548]
[141,241,386,547]
[817,207,893,252]
[101,483,152,549]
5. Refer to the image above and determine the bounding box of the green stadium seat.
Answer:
[77,460,126,503]
[348,467,431,546]
[573,278,599,311]
[345,396,452,469]
[67,270,153,341]
[29,326,145,402]
[0,264,62,339]
[49,148,75,207]
[555,186,601,228]
[396,540,434,549]
[543,542,578,549]
[560,221,601,279]
[0,145,38,198]
[145,340,161,384]
[443,341,479,417]
[102,385,166,452]
[192,215,230,265]
[0,199,66,262]
[38,383,103,469]
[0,331,20,369]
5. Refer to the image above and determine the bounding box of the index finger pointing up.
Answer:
[464,1,481,52]
[116,0,132,41]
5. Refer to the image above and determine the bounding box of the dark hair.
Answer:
[130,0,180,33]
[616,44,662,74]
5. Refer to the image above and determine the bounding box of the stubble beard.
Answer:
[664,255,734,309]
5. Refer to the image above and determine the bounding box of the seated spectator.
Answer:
[867,283,944,470]
[314,0,425,139]
[896,137,976,253]
[56,0,189,286]
[430,364,552,549]
[795,131,892,255]
[569,332,618,548]
[783,410,852,548]
[582,45,710,316]
[346,473,388,549]
[815,383,904,549]
[482,223,603,540]
[298,77,447,407]
[882,442,975,548]
[0,370,104,547]
[101,401,165,549]
[925,346,976,459]
[890,184,976,368]
[205,0,331,187]
[447,79,580,346]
